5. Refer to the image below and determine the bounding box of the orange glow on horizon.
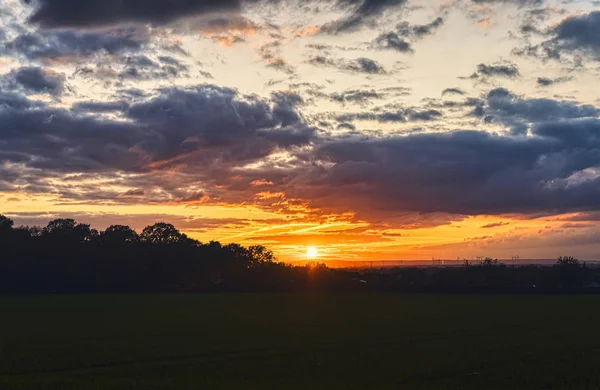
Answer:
[2,191,595,263]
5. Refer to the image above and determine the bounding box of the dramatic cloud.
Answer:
[4,27,147,61]
[0,84,314,182]
[26,0,245,28]
[547,11,600,58]
[28,0,410,33]
[515,11,600,62]
[2,0,600,259]
[476,88,599,134]
[2,66,66,96]
[295,122,600,218]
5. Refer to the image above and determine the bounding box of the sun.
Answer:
[305,246,319,258]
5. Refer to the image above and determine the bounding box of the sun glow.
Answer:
[306,246,319,258]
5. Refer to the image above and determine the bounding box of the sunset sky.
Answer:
[2,0,600,262]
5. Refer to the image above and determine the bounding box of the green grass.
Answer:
[1,293,599,389]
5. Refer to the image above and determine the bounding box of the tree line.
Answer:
[1,215,599,294]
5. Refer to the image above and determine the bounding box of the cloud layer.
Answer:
[2,0,600,260]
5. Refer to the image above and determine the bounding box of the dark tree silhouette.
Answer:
[0,215,14,232]
[42,218,96,242]
[1,214,599,294]
[479,257,500,267]
[100,225,139,244]
[140,222,188,245]
[555,256,587,288]
[556,256,582,268]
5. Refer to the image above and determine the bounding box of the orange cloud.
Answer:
[211,35,245,47]
[251,179,274,186]
[293,25,321,38]
[478,17,493,29]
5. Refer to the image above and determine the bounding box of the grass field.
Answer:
[1,294,600,389]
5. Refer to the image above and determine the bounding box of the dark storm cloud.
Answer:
[0,105,143,173]
[293,121,600,218]
[28,0,409,32]
[0,84,314,180]
[470,62,520,79]
[547,11,600,57]
[3,66,66,96]
[307,56,386,74]
[4,27,146,61]
[4,88,600,222]
[514,11,600,62]
[0,92,45,110]
[478,88,599,134]
[26,0,244,28]
[270,91,305,127]
[124,85,314,163]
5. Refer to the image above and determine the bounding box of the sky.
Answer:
[2,0,600,262]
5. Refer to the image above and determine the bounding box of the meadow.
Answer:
[1,293,599,389]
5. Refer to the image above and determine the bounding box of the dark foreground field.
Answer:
[1,294,599,389]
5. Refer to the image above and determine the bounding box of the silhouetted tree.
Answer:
[556,256,581,268]
[0,215,14,234]
[140,223,187,245]
[479,257,500,267]
[555,256,587,288]
[43,218,94,242]
[100,225,139,244]
[248,245,275,267]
